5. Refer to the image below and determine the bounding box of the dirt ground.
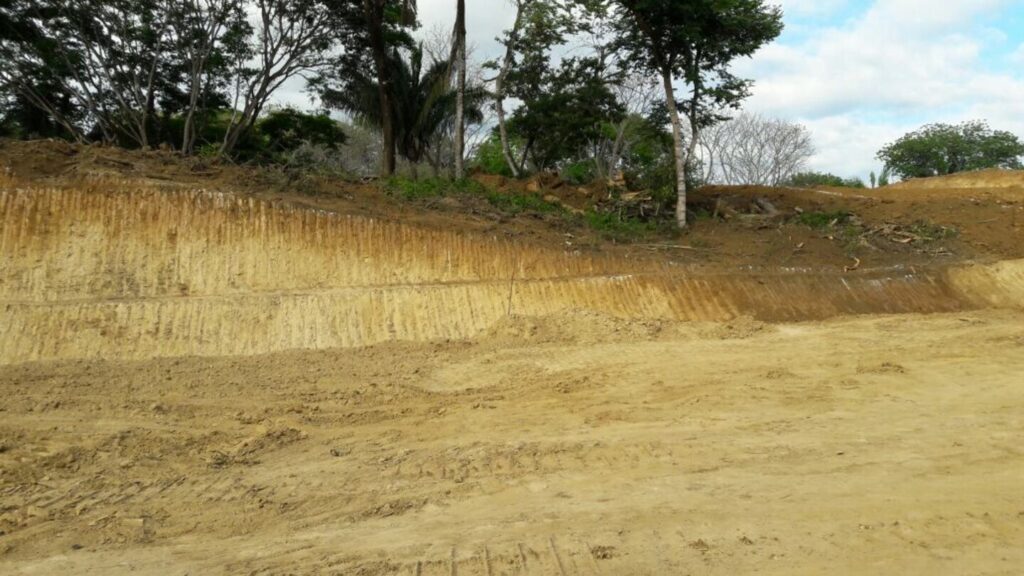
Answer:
[2,310,1024,575]
[2,140,1024,574]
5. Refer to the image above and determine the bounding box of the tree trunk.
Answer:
[661,67,688,229]
[453,0,466,179]
[495,1,527,178]
[365,0,397,176]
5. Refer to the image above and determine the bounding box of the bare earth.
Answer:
[2,310,1023,575]
[2,142,1024,574]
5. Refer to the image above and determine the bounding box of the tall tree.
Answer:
[612,0,783,228]
[323,44,484,178]
[452,0,466,178]
[507,55,624,171]
[489,0,583,177]
[173,0,249,154]
[323,0,417,176]
[1,0,178,147]
[699,113,813,186]
[219,0,341,156]
[0,0,85,141]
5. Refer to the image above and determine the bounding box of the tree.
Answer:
[1,0,178,147]
[785,171,865,189]
[219,0,341,157]
[0,0,87,141]
[172,0,250,154]
[612,0,783,228]
[489,0,583,177]
[324,44,484,178]
[320,0,418,176]
[258,107,347,155]
[877,121,1024,180]
[698,113,813,186]
[507,56,624,171]
[452,0,466,178]
[878,166,891,187]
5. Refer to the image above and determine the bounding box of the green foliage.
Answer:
[878,166,892,187]
[322,43,486,167]
[258,108,347,154]
[585,210,654,236]
[584,210,670,240]
[611,0,784,226]
[156,107,344,164]
[472,133,516,177]
[905,221,958,242]
[561,161,595,185]
[508,56,624,170]
[620,113,678,191]
[794,210,852,230]
[878,121,1024,180]
[786,172,866,189]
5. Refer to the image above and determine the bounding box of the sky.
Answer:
[280,0,1024,181]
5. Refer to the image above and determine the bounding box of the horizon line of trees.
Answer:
[1,0,788,229]
[7,2,1021,226]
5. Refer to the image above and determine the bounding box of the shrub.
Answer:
[786,172,865,189]
[471,134,516,177]
[794,210,852,230]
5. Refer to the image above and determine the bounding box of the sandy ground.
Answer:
[2,309,1023,575]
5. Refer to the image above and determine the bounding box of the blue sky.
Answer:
[276,1,1024,180]
[730,0,1024,178]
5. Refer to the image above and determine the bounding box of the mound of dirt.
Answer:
[888,169,1024,190]
[481,309,670,346]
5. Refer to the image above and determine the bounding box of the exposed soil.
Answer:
[3,139,1023,272]
[2,139,1024,574]
[2,310,1023,574]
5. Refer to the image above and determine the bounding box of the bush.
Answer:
[561,161,594,185]
[471,134,516,177]
[786,172,865,189]
[794,210,852,230]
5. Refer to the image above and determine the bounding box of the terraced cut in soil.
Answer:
[1,151,1024,575]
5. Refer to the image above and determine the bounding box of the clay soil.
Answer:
[2,140,1024,574]
[2,311,1024,574]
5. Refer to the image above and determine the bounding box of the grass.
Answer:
[584,210,670,241]
[794,210,853,230]
[385,176,679,241]
[906,220,959,241]
[385,177,488,200]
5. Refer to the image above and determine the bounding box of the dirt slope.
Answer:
[2,141,1024,575]
[3,178,1022,364]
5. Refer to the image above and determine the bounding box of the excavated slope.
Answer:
[1,184,1021,364]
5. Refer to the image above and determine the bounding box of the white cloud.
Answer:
[267,0,1023,181]
[731,0,1024,178]
[774,0,849,18]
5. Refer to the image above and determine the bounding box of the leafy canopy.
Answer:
[877,121,1024,180]
[612,0,783,127]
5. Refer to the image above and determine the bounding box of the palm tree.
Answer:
[324,44,485,178]
[453,0,466,178]
[359,0,416,175]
